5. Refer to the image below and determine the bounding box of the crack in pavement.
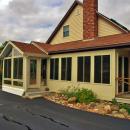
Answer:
[25,108,69,128]
[1,114,33,130]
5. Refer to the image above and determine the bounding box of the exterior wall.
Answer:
[98,17,122,37]
[47,49,116,101]
[50,5,83,45]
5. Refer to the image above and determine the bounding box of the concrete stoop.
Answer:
[116,97,130,104]
[23,89,49,99]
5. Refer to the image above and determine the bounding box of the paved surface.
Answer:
[0,91,129,130]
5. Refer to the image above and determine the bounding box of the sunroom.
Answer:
[0,41,49,96]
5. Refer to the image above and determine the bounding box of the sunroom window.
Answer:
[50,58,59,80]
[13,58,23,79]
[61,57,72,81]
[4,59,11,78]
[94,55,110,84]
[77,56,91,82]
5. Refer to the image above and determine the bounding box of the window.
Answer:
[13,58,23,79]
[94,55,110,84]
[30,59,37,84]
[63,25,69,37]
[50,58,59,80]
[77,56,91,82]
[4,59,11,78]
[41,59,47,81]
[61,57,72,81]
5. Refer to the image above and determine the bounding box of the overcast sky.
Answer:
[0,0,130,43]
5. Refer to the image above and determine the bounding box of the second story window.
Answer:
[63,25,69,37]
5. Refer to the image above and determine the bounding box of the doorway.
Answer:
[41,59,47,86]
[118,56,129,94]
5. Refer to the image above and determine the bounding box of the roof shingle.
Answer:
[12,41,44,54]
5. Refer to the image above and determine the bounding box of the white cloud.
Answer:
[0,0,12,10]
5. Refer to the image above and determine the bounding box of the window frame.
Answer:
[77,56,91,83]
[63,25,69,37]
[61,57,72,81]
[94,55,110,84]
[4,58,11,79]
[13,58,23,80]
[30,59,37,85]
[50,58,59,80]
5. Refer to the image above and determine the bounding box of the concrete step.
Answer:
[116,97,130,104]
[24,89,45,99]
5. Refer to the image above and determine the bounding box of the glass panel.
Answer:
[55,59,59,80]
[94,56,101,83]
[63,25,69,37]
[84,56,91,82]
[13,81,23,87]
[102,55,110,84]
[30,59,37,84]
[4,80,11,85]
[41,59,47,81]
[13,49,22,56]
[118,57,122,93]
[4,59,11,78]
[124,57,129,92]
[61,58,66,80]
[13,58,23,79]
[6,48,12,57]
[50,59,54,79]
[77,57,83,82]
[67,58,72,81]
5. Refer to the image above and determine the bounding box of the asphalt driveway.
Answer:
[0,91,129,130]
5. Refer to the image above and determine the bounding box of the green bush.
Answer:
[62,87,97,104]
[112,98,118,105]
[120,103,130,114]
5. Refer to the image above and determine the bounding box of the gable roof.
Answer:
[34,33,130,54]
[12,41,45,54]
[46,0,129,44]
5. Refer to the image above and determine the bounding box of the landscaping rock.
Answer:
[119,108,127,114]
[111,105,119,111]
[104,105,112,114]
[127,115,130,120]
[88,102,97,109]
[113,113,125,119]
[112,111,118,115]
[68,97,77,103]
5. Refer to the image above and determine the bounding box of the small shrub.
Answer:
[112,98,118,105]
[76,89,97,103]
[62,87,97,104]
[120,103,130,114]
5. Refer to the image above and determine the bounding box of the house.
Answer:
[1,0,130,103]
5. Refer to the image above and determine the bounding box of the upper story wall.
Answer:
[98,16,123,37]
[49,5,123,45]
[50,5,83,45]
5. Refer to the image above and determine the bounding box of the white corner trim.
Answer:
[2,85,25,96]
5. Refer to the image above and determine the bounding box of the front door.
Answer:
[30,59,37,86]
[118,56,129,94]
[41,59,47,86]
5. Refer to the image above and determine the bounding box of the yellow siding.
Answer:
[50,5,83,45]
[50,5,124,45]
[47,49,116,101]
[98,17,122,37]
